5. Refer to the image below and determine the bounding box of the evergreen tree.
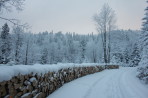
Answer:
[12,26,24,64]
[140,0,148,67]
[0,23,11,64]
[79,38,87,63]
[137,0,148,84]
[142,1,148,32]
[40,48,48,64]
[130,43,141,67]
[123,48,130,65]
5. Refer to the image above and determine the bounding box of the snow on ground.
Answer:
[47,67,148,98]
[0,63,116,82]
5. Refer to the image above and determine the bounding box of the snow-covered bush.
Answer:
[137,47,148,84]
[137,66,148,84]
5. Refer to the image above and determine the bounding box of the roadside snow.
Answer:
[47,67,148,98]
[0,63,116,82]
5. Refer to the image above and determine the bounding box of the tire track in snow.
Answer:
[107,70,124,98]
[83,70,118,98]
[83,75,105,98]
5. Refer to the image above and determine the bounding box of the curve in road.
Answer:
[47,67,148,98]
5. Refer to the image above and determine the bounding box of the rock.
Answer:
[9,86,17,97]
[0,85,7,97]
[35,92,45,98]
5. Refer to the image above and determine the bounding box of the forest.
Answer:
[0,26,140,66]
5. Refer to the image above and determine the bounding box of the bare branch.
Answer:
[0,0,28,28]
[0,16,30,29]
[0,0,25,12]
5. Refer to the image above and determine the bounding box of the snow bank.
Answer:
[0,63,117,82]
[137,66,148,84]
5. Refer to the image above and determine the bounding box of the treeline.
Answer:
[0,23,140,66]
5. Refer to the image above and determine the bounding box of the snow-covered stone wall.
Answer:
[0,64,119,98]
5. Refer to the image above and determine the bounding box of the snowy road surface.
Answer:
[47,67,148,98]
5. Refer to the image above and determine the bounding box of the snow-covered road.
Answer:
[47,67,148,98]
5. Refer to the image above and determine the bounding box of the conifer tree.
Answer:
[0,23,11,64]
[40,48,48,64]
[79,38,87,63]
[137,0,148,84]
[12,26,24,64]
[140,0,148,67]
[130,43,141,67]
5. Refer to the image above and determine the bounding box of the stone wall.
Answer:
[0,65,119,98]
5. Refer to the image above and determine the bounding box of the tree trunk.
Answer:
[25,40,29,65]
[104,27,108,64]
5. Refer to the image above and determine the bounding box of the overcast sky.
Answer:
[1,0,146,34]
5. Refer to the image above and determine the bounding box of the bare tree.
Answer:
[0,0,26,26]
[94,4,116,64]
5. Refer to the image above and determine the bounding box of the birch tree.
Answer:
[94,4,116,64]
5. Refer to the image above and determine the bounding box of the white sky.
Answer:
[1,0,147,34]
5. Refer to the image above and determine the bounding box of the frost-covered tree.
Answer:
[66,34,75,63]
[0,23,11,64]
[79,38,87,63]
[123,48,130,65]
[86,40,98,63]
[40,48,48,64]
[94,4,116,64]
[130,43,141,67]
[140,0,148,67]
[23,33,35,65]
[137,0,148,84]
[12,26,24,64]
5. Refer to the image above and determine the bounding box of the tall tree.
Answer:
[24,33,33,65]
[94,4,116,64]
[137,1,148,84]
[0,23,11,64]
[12,26,24,64]
[139,0,148,67]
[79,38,87,63]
